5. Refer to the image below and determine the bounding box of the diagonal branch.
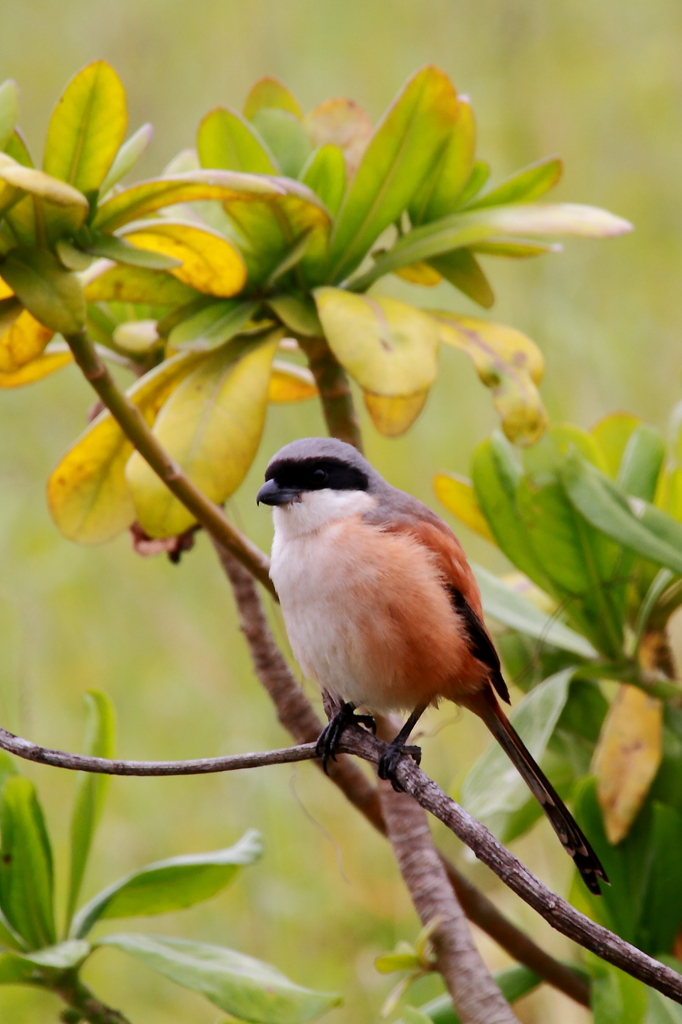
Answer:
[3,720,682,1004]
[63,330,274,595]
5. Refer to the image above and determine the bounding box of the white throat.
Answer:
[271,488,377,541]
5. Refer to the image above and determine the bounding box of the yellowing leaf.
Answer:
[0,154,89,210]
[433,471,495,542]
[590,412,641,479]
[126,331,281,538]
[0,347,71,387]
[243,77,303,120]
[268,361,317,402]
[84,264,198,306]
[314,288,440,396]
[43,61,127,197]
[0,247,85,335]
[409,96,476,224]
[0,310,54,372]
[432,311,547,445]
[0,279,13,299]
[120,220,247,298]
[47,351,207,545]
[304,98,373,176]
[594,684,663,844]
[393,261,442,286]
[363,390,429,436]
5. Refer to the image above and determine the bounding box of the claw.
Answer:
[378,743,422,792]
[315,703,376,773]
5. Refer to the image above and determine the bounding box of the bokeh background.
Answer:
[1,1,682,1020]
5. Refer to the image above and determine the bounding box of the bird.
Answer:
[257,436,607,895]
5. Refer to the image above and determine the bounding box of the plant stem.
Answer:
[64,329,274,596]
[297,334,363,451]
[54,971,131,1024]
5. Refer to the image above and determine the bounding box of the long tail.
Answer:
[465,687,608,895]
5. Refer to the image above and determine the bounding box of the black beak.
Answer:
[256,479,300,506]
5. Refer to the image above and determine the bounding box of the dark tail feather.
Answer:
[477,693,608,895]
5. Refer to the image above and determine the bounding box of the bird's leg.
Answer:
[378,705,428,792]
[315,701,376,773]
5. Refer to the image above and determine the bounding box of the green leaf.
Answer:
[250,108,312,179]
[0,154,89,210]
[587,951,647,1024]
[408,964,544,1023]
[375,952,421,973]
[126,331,281,537]
[43,61,127,198]
[561,450,682,577]
[453,160,490,208]
[352,201,633,291]
[472,563,598,659]
[617,423,665,502]
[84,265,198,307]
[55,239,93,272]
[99,123,153,196]
[5,128,32,167]
[0,777,56,949]
[168,299,259,350]
[84,233,181,270]
[635,803,682,956]
[0,80,19,152]
[648,959,682,1024]
[197,107,277,175]
[402,1008,434,1024]
[99,933,340,1023]
[0,940,90,985]
[72,829,261,939]
[300,144,346,216]
[467,157,563,210]
[243,77,303,120]
[460,668,575,843]
[314,288,440,396]
[0,246,85,334]
[591,412,642,478]
[66,691,116,931]
[328,66,459,282]
[267,293,322,336]
[428,249,494,307]
[472,433,554,593]
[408,96,476,225]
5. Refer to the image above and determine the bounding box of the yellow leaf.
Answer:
[43,61,127,196]
[0,347,72,387]
[0,310,54,372]
[393,262,442,286]
[304,98,373,176]
[84,264,198,306]
[363,390,428,437]
[593,684,663,844]
[432,311,547,445]
[126,331,282,538]
[590,412,640,479]
[314,288,440,396]
[120,220,247,298]
[655,465,682,521]
[433,471,495,542]
[268,361,318,402]
[47,351,207,545]
[0,279,13,299]
[243,77,303,120]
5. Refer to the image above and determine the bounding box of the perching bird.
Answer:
[257,437,607,895]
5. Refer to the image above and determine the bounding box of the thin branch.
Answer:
[7,724,681,1002]
[377,717,520,1024]
[64,329,274,596]
[213,541,590,1008]
[297,334,364,451]
[54,971,131,1024]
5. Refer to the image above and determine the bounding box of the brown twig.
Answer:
[54,971,131,1024]
[64,330,274,596]
[3,720,680,1004]
[297,335,363,451]
[377,717,520,1024]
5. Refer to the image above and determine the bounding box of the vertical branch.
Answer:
[297,334,364,451]
[377,721,520,1024]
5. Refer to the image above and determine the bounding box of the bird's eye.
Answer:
[313,468,327,484]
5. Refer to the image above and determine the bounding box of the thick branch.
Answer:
[378,719,519,1024]
[297,335,363,451]
[64,330,274,596]
[4,722,680,1003]
[213,541,589,1008]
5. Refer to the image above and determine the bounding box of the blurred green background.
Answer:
[1,1,681,1021]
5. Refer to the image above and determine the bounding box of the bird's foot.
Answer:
[378,742,422,792]
[315,703,376,773]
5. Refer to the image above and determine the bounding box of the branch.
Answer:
[213,541,589,1008]
[3,721,681,1004]
[64,329,274,596]
[377,717,520,1024]
[54,972,131,1024]
[297,335,364,451]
